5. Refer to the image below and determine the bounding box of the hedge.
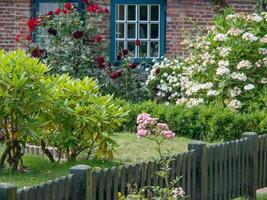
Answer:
[115,99,267,142]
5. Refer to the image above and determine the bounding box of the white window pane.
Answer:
[39,3,59,15]
[127,5,136,21]
[116,5,125,20]
[151,5,159,21]
[150,41,159,57]
[116,41,124,55]
[151,24,159,39]
[116,23,124,38]
[127,41,136,56]
[139,5,148,21]
[139,42,148,57]
[139,24,148,39]
[127,24,136,39]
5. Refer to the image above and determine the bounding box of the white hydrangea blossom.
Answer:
[186,98,204,107]
[214,33,228,42]
[207,90,219,96]
[216,66,230,76]
[242,32,258,42]
[227,28,243,36]
[230,87,241,97]
[261,78,267,84]
[231,72,247,81]
[236,60,252,70]
[217,47,231,57]
[246,14,263,22]
[227,99,242,110]
[244,84,255,91]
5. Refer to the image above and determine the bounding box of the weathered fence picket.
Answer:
[1,132,267,200]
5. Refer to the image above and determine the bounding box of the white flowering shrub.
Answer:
[175,9,267,111]
[146,58,184,102]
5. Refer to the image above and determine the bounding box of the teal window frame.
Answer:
[110,0,166,62]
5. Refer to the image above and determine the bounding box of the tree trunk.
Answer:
[41,140,55,163]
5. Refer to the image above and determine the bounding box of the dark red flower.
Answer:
[72,30,84,39]
[47,27,57,36]
[83,0,89,4]
[104,8,109,14]
[129,63,138,69]
[31,47,42,58]
[63,9,70,14]
[123,49,128,56]
[95,35,103,43]
[25,35,32,41]
[109,71,122,79]
[98,56,105,65]
[27,18,39,33]
[55,8,62,15]
[155,68,160,75]
[135,39,141,46]
[64,3,72,11]
[15,34,21,42]
[47,11,54,16]
[98,63,106,69]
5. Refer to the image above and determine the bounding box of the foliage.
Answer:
[0,50,127,171]
[178,9,267,111]
[18,2,109,78]
[0,50,53,172]
[96,50,151,102]
[43,75,128,161]
[118,157,186,200]
[115,100,266,142]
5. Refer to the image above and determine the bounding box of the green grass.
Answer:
[0,133,192,188]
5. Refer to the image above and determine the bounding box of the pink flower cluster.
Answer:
[136,113,175,139]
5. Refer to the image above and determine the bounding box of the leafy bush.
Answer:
[43,75,127,161]
[117,100,264,142]
[0,50,53,172]
[0,50,127,171]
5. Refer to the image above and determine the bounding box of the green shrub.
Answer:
[117,100,265,142]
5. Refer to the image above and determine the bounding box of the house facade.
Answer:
[0,0,258,58]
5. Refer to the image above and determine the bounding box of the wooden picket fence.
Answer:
[0,132,267,200]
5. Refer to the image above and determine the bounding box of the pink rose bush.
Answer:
[136,113,175,159]
[137,113,175,140]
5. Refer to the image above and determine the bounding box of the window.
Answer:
[111,0,166,60]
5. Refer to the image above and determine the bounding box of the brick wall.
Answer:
[0,0,258,56]
[166,0,257,57]
[0,0,32,50]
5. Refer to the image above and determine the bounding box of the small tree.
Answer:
[0,50,53,172]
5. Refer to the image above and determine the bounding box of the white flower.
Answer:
[227,99,242,110]
[244,84,255,91]
[176,97,188,105]
[216,66,230,76]
[186,98,204,107]
[207,90,219,96]
[258,48,267,55]
[214,33,228,41]
[247,14,263,22]
[231,72,247,81]
[217,47,231,57]
[218,60,230,68]
[242,32,258,42]
[230,87,241,97]
[236,60,252,70]
[227,28,243,36]
[260,35,267,44]
[226,14,237,20]
[261,78,267,84]
[172,187,185,198]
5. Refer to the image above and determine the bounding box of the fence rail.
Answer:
[0,132,267,200]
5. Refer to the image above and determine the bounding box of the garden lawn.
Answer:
[0,133,192,188]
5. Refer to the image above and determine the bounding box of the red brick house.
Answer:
[0,0,259,58]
